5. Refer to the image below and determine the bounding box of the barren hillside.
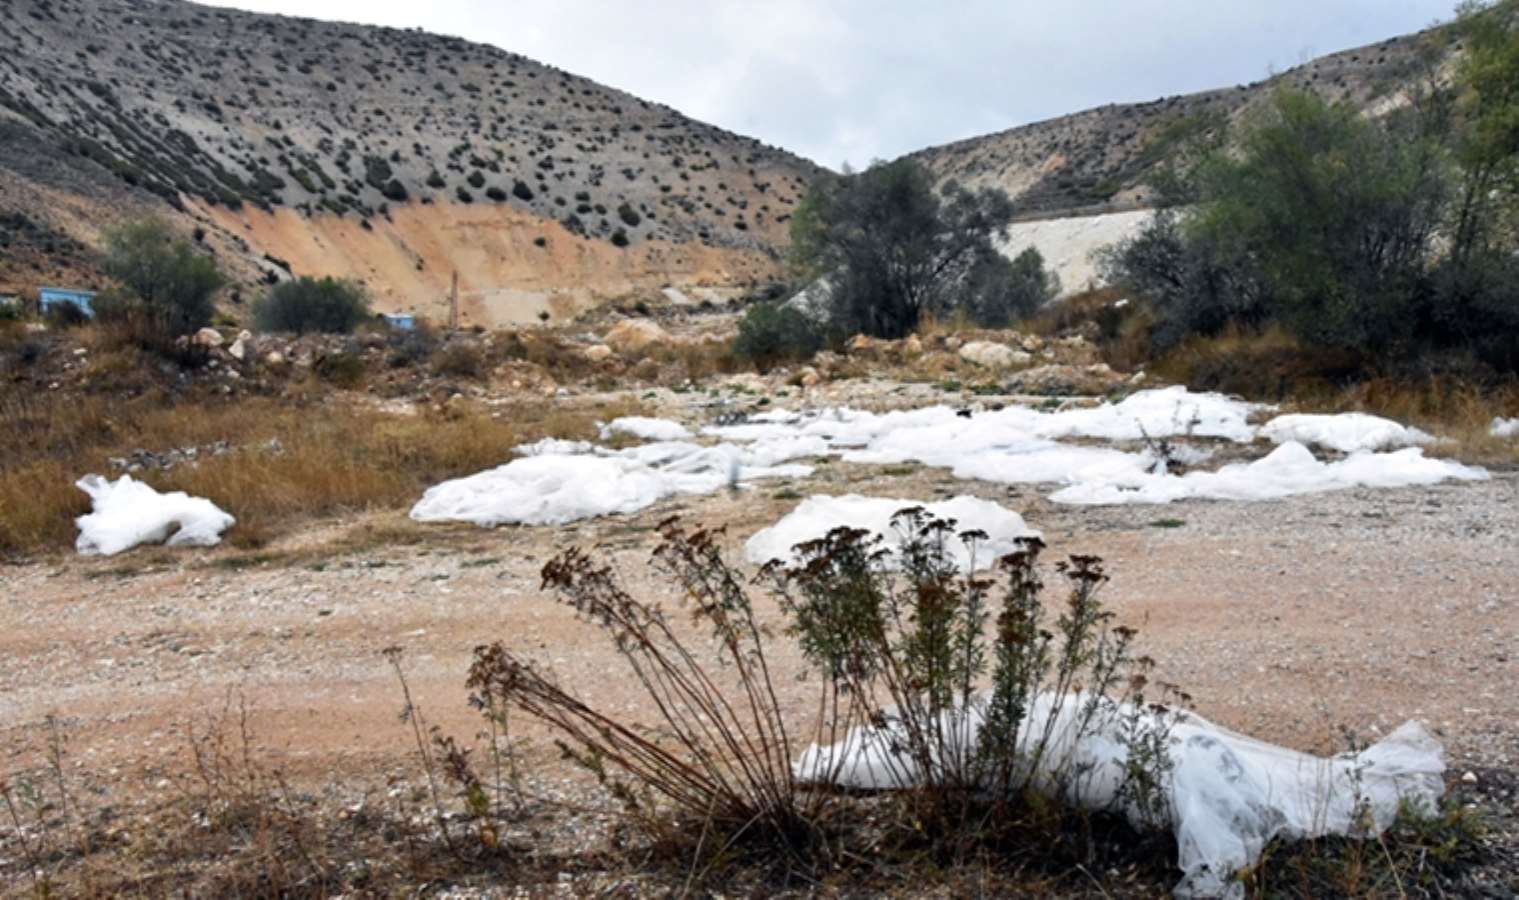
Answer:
[0,0,823,323]
[913,23,1452,218]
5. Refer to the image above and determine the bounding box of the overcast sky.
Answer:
[200,0,1458,168]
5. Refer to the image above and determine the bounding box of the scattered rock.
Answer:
[958,341,1030,369]
[228,337,247,361]
[192,327,224,348]
[1006,363,1127,396]
[604,319,670,354]
[582,344,614,363]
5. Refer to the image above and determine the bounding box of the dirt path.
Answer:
[4,450,1516,795]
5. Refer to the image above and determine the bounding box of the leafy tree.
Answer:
[99,218,224,335]
[790,159,1019,338]
[253,276,372,334]
[1448,0,1519,268]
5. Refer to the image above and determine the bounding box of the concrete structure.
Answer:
[382,312,417,331]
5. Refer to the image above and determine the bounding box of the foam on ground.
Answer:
[745,494,1039,572]
[75,474,235,556]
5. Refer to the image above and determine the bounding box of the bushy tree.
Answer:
[253,276,372,334]
[790,159,1020,339]
[98,218,224,335]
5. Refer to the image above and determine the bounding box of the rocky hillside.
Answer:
[0,0,822,323]
[913,23,1454,219]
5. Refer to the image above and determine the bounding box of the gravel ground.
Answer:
[3,387,1516,873]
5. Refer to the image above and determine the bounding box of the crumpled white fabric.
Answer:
[794,692,1445,899]
[75,474,235,556]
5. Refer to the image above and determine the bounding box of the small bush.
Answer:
[616,202,641,227]
[253,277,372,335]
[609,228,629,248]
[511,180,533,201]
[432,342,483,377]
[43,300,89,329]
[314,351,367,388]
[733,302,825,371]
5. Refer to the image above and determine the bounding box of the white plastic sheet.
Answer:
[74,474,235,556]
[795,693,1445,899]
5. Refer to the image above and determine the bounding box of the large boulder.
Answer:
[604,319,670,355]
[192,327,224,348]
[582,344,614,363]
[958,341,1030,369]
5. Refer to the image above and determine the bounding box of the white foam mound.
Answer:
[600,416,692,442]
[1051,441,1487,506]
[745,495,1040,572]
[410,440,814,528]
[1260,413,1433,453]
[1491,417,1519,439]
[75,474,235,556]
[795,693,1445,899]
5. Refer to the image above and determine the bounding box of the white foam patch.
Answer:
[599,416,692,442]
[1260,413,1433,453]
[417,389,1485,528]
[795,693,1444,899]
[1491,417,1519,439]
[75,474,235,556]
[1049,441,1487,506]
[410,440,814,528]
[745,495,1039,572]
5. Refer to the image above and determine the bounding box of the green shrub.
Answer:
[253,277,372,335]
[511,180,533,201]
[609,228,629,248]
[616,202,641,227]
[432,341,483,377]
[732,301,826,371]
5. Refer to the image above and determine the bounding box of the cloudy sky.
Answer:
[201,0,1457,167]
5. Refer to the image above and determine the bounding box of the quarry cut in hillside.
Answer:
[0,0,821,306]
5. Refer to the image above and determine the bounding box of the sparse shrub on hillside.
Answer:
[511,180,534,201]
[426,171,447,189]
[42,299,90,329]
[733,301,826,371]
[98,217,224,338]
[610,227,629,247]
[616,202,641,227]
[485,185,507,202]
[253,276,372,335]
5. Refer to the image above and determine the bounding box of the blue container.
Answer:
[39,287,97,318]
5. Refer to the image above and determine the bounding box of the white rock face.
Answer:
[192,327,224,348]
[997,209,1154,297]
[227,337,247,361]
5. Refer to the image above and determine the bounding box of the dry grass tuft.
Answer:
[0,392,646,557]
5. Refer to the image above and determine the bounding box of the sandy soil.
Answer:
[3,418,1516,798]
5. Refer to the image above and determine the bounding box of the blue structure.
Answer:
[383,312,417,331]
[39,287,96,318]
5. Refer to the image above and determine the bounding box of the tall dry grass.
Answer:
[0,391,645,556]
